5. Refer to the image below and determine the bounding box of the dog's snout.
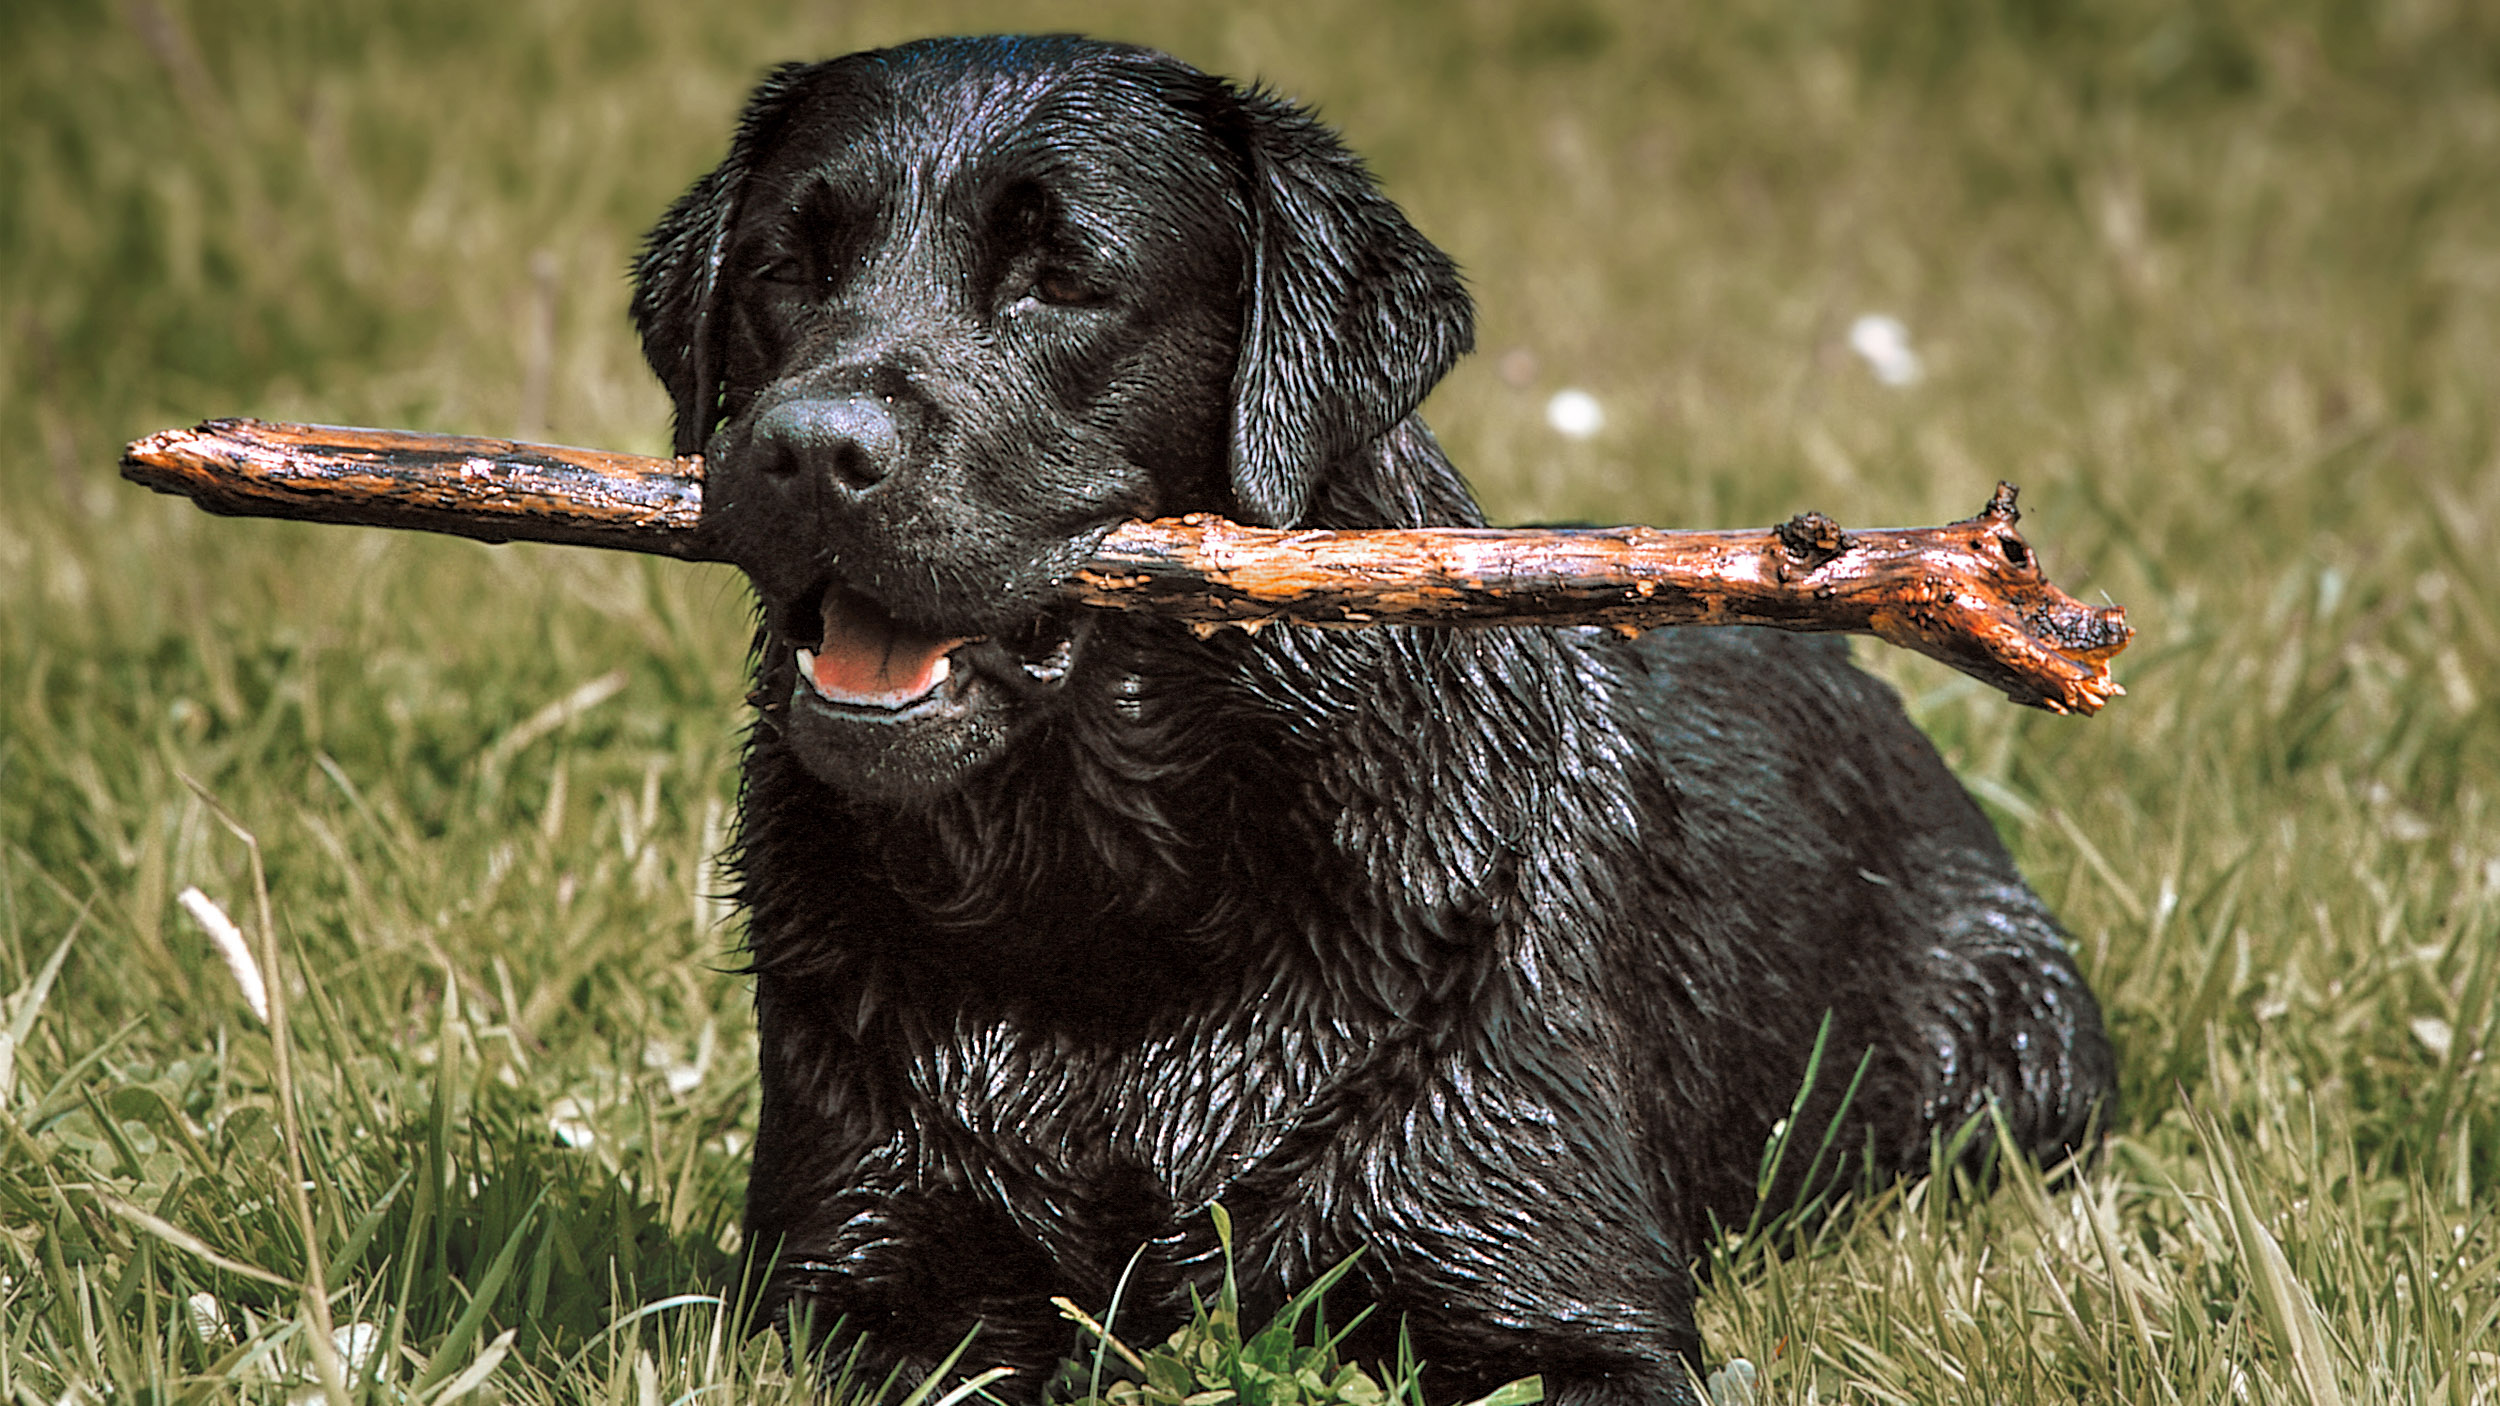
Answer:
[753,396,902,494]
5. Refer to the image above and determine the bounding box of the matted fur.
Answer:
[631,35,2113,1406]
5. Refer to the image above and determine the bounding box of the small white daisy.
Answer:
[1546,388,1605,438]
[1847,314,1924,386]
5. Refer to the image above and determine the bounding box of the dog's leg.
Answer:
[1887,866,2116,1170]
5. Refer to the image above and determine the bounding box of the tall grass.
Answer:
[5,0,2497,1401]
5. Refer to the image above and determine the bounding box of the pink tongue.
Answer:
[810,597,969,707]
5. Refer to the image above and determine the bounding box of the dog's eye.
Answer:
[1028,270,1097,306]
[755,258,818,287]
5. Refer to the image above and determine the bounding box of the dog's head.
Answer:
[632,36,1471,802]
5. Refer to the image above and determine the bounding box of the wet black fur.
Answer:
[632,35,2114,1406]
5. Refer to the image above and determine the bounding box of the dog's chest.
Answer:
[887,1010,1362,1213]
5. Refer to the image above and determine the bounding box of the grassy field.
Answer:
[5,0,2498,1401]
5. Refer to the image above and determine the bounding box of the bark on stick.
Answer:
[123,418,2130,713]
[120,418,710,557]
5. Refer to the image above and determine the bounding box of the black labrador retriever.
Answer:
[631,34,2113,1406]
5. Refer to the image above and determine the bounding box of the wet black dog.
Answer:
[632,35,2113,1406]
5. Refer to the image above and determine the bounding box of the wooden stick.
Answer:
[120,419,711,557]
[123,418,2130,714]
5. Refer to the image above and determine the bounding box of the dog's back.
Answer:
[1617,627,2112,1242]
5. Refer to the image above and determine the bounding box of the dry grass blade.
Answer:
[2195,1110,2349,1406]
[91,1188,298,1289]
[177,772,352,1406]
[0,917,83,1105]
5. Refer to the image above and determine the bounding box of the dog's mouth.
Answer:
[790,584,978,712]
[778,583,1076,716]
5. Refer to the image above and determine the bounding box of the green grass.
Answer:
[5,0,2498,1401]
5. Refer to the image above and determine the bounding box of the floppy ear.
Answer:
[631,62,818,458]
[1220,86,1475,527]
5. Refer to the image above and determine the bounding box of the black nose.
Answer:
[751,396,902,494]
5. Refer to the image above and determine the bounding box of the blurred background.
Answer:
[5,0,2499,1398]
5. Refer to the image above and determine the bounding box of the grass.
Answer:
[4,0,2498,1400]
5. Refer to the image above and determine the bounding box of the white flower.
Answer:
[644,1022,715,1097]
[1705,1357,1758,1406]
[2412,1016,2456,1061]
[185,1292,228,1342]
[1847,314,1924,386]
[333,1321,382,1377]
[549,1095,597,1148]
[1545,388,1605,439]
